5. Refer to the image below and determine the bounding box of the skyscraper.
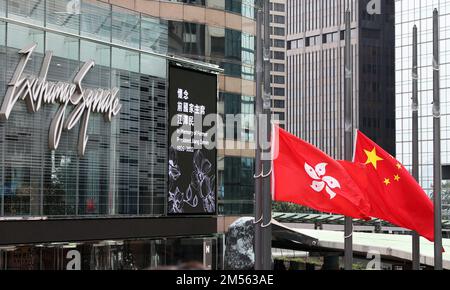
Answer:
[270,0,287,128]
[286,0,395,159]
[395,0,450,205]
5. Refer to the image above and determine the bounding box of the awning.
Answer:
[272,220,450,269]
[273,212,450,229]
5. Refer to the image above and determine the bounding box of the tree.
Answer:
[272,201,317,214]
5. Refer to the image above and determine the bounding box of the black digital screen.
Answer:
[168,64,217,215]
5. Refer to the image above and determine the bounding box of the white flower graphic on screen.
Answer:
[304,163,340,200]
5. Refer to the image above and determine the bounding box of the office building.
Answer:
[0,0,258,270]
[395,0,450,207]
[270,0,287,128]
[286,0,395,159]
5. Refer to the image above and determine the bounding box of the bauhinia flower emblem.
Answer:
[168,147,215,214]
[304,163,341,200]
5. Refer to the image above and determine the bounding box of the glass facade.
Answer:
[286,0,395,159]
[0,236,218,270]
[217,156,254,215]
[270,0,287,128]
[0,0,255,79]
[219,92,255,141]
[0,0,257,217]
[167,21,255,81]
[167,0,256,19]
[395,0,450,218]
[0,25,168,217]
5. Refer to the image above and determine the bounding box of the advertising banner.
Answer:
[168,64,217,215]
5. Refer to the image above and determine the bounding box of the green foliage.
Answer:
[275,256,366,270]
[272,201,316,214]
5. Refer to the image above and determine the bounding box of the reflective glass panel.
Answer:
[46,0,80,34]
[0,0,6,17]
[141,14,168,54]
[111,47,139,73]
[80,39,110,67]
[7,0,45,25]
[112,6,140,49]
[80,0,111,42]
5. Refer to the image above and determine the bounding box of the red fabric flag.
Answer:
[352,130,434,241]
[273,127,371,220]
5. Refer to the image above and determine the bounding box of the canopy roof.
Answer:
[273,212,450,229]
[271,219,450,269]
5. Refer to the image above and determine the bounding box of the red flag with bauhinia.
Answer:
[272,127,371,220]
[352,130,434,241]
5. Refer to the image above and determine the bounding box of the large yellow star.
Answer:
[364,147,384,169]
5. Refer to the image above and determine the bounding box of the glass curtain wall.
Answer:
[167,0,256,18]
[0,236,218,270]
[0,0,257,217]
[0,0,168,217]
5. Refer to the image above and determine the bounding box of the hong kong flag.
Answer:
[352,130,434,241]
[273,127,371,220]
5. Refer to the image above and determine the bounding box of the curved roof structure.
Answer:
[273,212,450,229]
[271,219,450,269]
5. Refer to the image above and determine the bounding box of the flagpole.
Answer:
[254,0,263,271]
[261,0,273,270]
[411,25,421,271]
[432,8,443,270]
[344,9,354,271]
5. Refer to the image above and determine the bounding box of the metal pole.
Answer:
[254,0,263,271]
[261,0,273,270]
[344,10,353,271]
[411,25,421,271]
[433,8,443,270]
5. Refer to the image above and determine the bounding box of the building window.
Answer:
[46,0,80,34]
[8,0,45,25]
[80,0,112,42]
[141,14,169,55]
[220,93,255,142]
[273,3,285,12]
[273,75,285,84]
[218,157,255,215]
[273,63,285,72]
[273,100,285,108]
[273,88,285,96]
[272,51,285,60]
[272,27,285,36]
[272,39,285,48]
[271,15,285,24]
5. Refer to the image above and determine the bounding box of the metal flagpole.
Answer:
[261,0,273,270]
[344,10,354,271]
[412,25,421,271]
[432,8,443,270]
[254,0,263,271]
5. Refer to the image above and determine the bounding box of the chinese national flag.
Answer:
[352,130,434,241]
[273,127,371,220]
